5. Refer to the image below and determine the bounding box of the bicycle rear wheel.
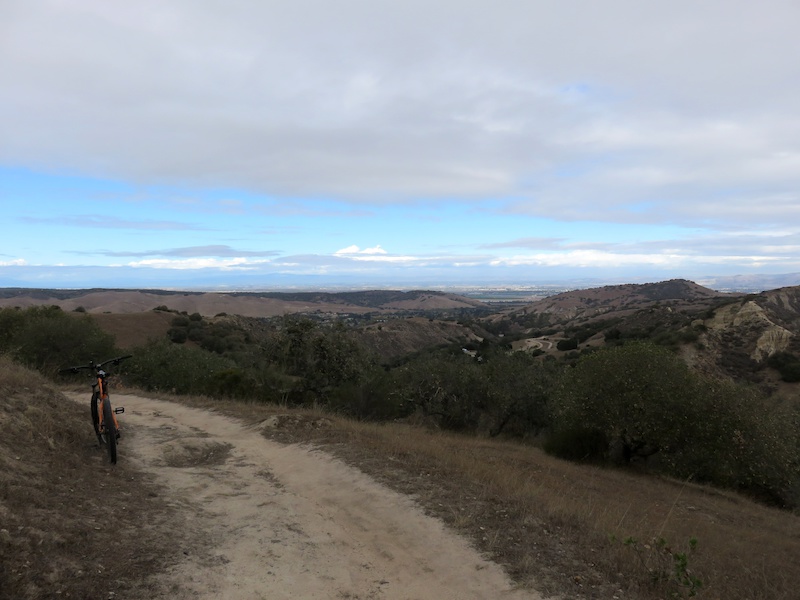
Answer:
[101,397,118,465]
[90,393,102,445]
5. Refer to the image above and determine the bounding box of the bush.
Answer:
[556,338,578,351]
[389,350,556,437]
[550,342,696,463]
[391,353,486,431]
[123,339,239,396]
[0,306,117,374]
[171,316,189,327]
[167,328,187,344]
[767,352,800,382]
[549,342,800,506]
[328,368,403,420]
[261,317,377,404]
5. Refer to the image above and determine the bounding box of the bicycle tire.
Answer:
[101,397,118,465]
[90,393,103,445]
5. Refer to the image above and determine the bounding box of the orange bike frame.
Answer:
[97,376,120,430]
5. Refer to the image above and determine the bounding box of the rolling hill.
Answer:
[509,278,737,322]
[4,281,800,398]
[0,288,485,317]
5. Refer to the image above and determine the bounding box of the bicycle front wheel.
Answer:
[101,397,118,465]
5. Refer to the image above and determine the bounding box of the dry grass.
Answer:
[0,357,195,600]
[176,395,800,600]
[85,311,175,350]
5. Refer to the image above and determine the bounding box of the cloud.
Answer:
[3,1,800,288]
[334,245,388,256]
[2,0,798,227]
[480,237,566,250]
[94,245,280,258]
[331,245,457,265]
[126,257,263,270]
[489,249,789,270]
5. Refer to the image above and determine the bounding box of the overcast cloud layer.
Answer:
[2,1,800,289]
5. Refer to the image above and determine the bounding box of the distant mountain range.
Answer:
[695,272,800,292]
[0,287,484,316]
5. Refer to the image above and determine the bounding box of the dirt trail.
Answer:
[69,393,541,600]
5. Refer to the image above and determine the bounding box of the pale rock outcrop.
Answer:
[732,300,773,328]
[753,325,792,362]
[724,301,793,361]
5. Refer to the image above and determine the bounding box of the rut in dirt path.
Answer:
[97,394,542,600]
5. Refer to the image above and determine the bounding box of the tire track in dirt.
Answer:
[82,393,541,600]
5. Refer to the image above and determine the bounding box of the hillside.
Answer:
[2,361,799,599]
[0,288,485,317]
[354,316,484,362]
[479,279,800,399]
[5,280,800,396]
[510,279,735,322]
[687,286,800,389]
[3,280,800,598]
[485,278,740,360]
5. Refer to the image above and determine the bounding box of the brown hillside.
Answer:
[86,311,176,350]
[515,279,737,322]
[0,289,484,317]
[355,317,482,362]
[490,281,800,402]
[685,286,800,395]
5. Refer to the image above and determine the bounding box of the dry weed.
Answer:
[224,403,800,600]
[0,360,194,600]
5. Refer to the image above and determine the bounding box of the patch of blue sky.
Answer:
[2,166,133,209]
[557,80,625,107]
[2,167,704,274]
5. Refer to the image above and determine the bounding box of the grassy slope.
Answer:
[175,394,800,600]
[2,357,799,599]
[0,358,187,600]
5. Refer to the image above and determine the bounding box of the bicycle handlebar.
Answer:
[60,354,133,374]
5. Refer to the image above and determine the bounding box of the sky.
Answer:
[2,0,800,290]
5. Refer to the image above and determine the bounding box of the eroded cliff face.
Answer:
[753,325,793,362]
[708,300,793,362]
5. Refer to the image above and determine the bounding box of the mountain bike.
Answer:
[61,355,132,464]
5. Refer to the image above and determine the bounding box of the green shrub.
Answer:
[167,328,187,344]
[389,349,556,436]
[767,352,800,382]
[557,338,578,351]
[123,339,238,396]
[0,306,117,374]
[328,368,404,420]
[549,342,800,506]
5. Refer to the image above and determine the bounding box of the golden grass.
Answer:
[352,421,800,599]
[0,358,190,599]
[187,397,800,600]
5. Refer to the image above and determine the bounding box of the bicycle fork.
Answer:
[98,395,124,431]
[96,379,124,433]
